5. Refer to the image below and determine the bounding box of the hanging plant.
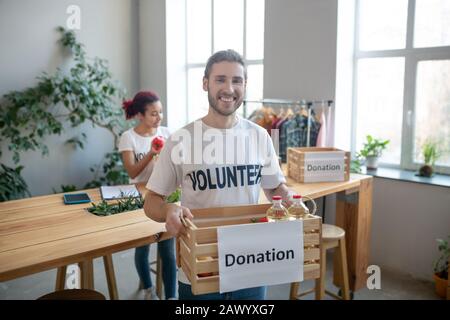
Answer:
[0,26,129,200]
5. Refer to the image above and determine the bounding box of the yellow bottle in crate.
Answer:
[287,195,310,220]
[266,196,288,222]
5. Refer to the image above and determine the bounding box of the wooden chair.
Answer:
[38,289,106,300]
[290,223,351,300]
[55,254,118,300]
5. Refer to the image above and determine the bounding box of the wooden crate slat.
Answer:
[194,243,218,257]
[180,232,194,250]
[304,233,320,246]
[195,228,218,245]
[197,258,219,273]
[303,218,321,232]
[179,238,191,261]
[180,256,194,284]
[304,263,320,280]
[179,237,196,273]
[192,204,272,220]
[304,248,320,262]
[194,275,220,295]
[194,214,266,228]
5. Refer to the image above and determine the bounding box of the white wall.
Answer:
[0,0,139,195]
[139,0,187,132]
[370,178,450,280]
[264,0,338,100]
[139,0,167,123]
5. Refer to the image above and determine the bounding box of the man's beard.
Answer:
[207,91,243,117]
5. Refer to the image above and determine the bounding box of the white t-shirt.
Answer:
[146,116,286,284]
[118,126,171,184]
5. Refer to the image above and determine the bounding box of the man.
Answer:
[144,49,294,300]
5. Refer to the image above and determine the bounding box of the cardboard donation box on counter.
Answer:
[287,147,350,183]
[176,204,322,295]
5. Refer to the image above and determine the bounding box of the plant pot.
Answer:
[419,165,433,177]
[366,156,379,170]
[433,273,448,299]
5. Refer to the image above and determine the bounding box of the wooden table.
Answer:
[258,167,373,292]
[0,170,373,298]
[0,185,166,299]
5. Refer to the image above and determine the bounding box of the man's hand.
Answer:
[264,183,295,208]
[165,203,194,237]
[282,191,295,208]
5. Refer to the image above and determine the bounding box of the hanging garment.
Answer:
[278,117,291,162]
[286,114,307,150]
[308,113,321,147]
[316,107,326,147]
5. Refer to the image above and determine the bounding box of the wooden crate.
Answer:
[287,147,350,183]
[177,203,322,295]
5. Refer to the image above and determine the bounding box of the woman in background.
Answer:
[118,90,176,300]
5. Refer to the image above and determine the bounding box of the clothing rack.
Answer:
[243,98,333,147]
[244,98,333,221]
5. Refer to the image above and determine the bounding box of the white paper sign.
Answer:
[303,151,345,182]
[217,220,303,293]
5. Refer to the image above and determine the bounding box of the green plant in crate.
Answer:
[88,193,144,216]
[88,189,181,216]
[357,135,389,170]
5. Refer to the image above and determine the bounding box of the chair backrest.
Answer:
[37,289,106,300]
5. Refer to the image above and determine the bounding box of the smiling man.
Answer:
[144,49,294,300]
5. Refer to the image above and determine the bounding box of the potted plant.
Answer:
[418,139,442,177]
[433,236,449,299]
[357,135,390,170]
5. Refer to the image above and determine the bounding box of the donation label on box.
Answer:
[217,220,303,293]
[303,151,345,182]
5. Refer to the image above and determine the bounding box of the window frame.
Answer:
[352,0,450,174]
[185,0,264,122]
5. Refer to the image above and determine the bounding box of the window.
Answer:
[353,0,450,174]
[186,0,265,122]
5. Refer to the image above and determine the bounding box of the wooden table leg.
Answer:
[79,259,94,290]
[103,254,119,300]
[334,177,373,291]
[55,266,67,291]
